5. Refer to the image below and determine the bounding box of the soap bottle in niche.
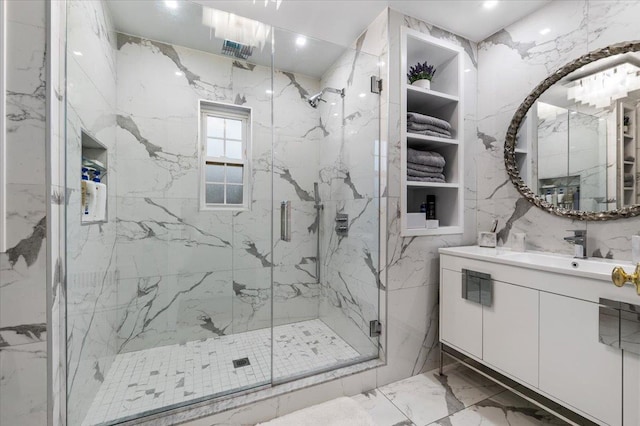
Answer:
[426,195,436,220]
[565,189,574,208]
[557,188,564,206]
[84,175,97,221]
[420,202,427,214]
[81,168,90,218]
[573,187,580,210]
[551,188,558,206]
[545,189,552,204]
[93,171,107,222]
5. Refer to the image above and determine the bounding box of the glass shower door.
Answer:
[65,2,274,424]
[271,28,381,382]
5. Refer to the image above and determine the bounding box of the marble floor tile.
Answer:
[82,319,360,426]
[352,389,414,426]
[378,364,503,425]
[429,390,569,426]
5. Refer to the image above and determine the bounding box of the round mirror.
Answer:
[505,41,640,220]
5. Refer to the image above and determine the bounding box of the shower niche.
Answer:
[80,130,108,224]
[400,27,464,236]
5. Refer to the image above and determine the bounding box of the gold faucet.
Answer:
[611,263,640,295]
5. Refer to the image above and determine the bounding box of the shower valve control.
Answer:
[335,213,349,236]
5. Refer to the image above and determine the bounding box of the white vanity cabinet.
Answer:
[439,247,638,426]
[483,281,539,387]
[539,292,622,426]
[440,269,483,358]
[624,351,640,426]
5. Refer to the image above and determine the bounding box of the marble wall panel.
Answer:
[0,1,48,425]
[477,0,640,260]
[65,1,119,424]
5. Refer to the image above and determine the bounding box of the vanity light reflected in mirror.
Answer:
[505,41,640,220]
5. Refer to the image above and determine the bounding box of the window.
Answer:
[200,101,251,210]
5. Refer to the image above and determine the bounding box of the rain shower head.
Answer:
[306,87,345,108]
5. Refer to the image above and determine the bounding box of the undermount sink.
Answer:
[496,251,622,277]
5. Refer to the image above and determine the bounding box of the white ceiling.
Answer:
[193,0,552,45]
[107,0,552,78]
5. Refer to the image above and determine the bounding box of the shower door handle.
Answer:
[281,201,291,241]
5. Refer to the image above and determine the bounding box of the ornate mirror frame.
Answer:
[504,40,640,220]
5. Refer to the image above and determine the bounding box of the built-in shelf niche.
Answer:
[401,27,464,237]
[81,130,108,224]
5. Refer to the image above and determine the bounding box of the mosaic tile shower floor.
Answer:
[83,319,360,425]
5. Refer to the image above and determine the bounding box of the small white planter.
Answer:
[411,79,431,90]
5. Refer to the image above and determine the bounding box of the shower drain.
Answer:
[232,357,251,368]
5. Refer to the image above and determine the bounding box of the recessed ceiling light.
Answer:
[73,51,83,56]
[330,102,336,106]
[295,36,306,47]
[483,0,498,9]
[377,61,385,67]
[464,68,471,73]
[175,71,184,76]
[539,28,551,35]
[333,113,338,117]
[165,0,178,9]
[266,89,274,94]
[359,93,366,98]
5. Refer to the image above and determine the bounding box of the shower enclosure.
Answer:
[64,1,381,425]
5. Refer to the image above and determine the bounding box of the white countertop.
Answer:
[439,245,635,283]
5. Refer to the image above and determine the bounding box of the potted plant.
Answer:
[407,61,436,90]
[624,115,630,133]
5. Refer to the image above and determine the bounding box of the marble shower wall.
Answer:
[0,1,48,425]
[65,1,119,425]
[115,33,323,352]
[316,35,381,358]
[477,0,640,260]
[375,9,479,387]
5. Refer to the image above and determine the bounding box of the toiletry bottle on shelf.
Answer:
[558,188,564,206]
[420,202,427,215]
[566,189,574,208]
[81,168,90,218]
[84,176,97,222]
[426,195,436,220]
[574,188,580,210]
[551,188,558,206]
[545,189,552,204]
[93,172,107,222]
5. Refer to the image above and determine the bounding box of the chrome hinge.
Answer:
[369,320,382,337]
[371,76,383,94]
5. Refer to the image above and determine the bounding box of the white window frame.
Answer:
[0,0,6,252]
[199,100,252,211]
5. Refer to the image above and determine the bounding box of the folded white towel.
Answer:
[257,397,374,426]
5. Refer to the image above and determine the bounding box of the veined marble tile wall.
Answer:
[114,33,325,352]
[477,0,640,260]
[65,1,119,425]
[0,1,48,425]
[375,9,479,387]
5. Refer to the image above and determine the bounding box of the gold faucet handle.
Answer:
[611,264,640,295]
